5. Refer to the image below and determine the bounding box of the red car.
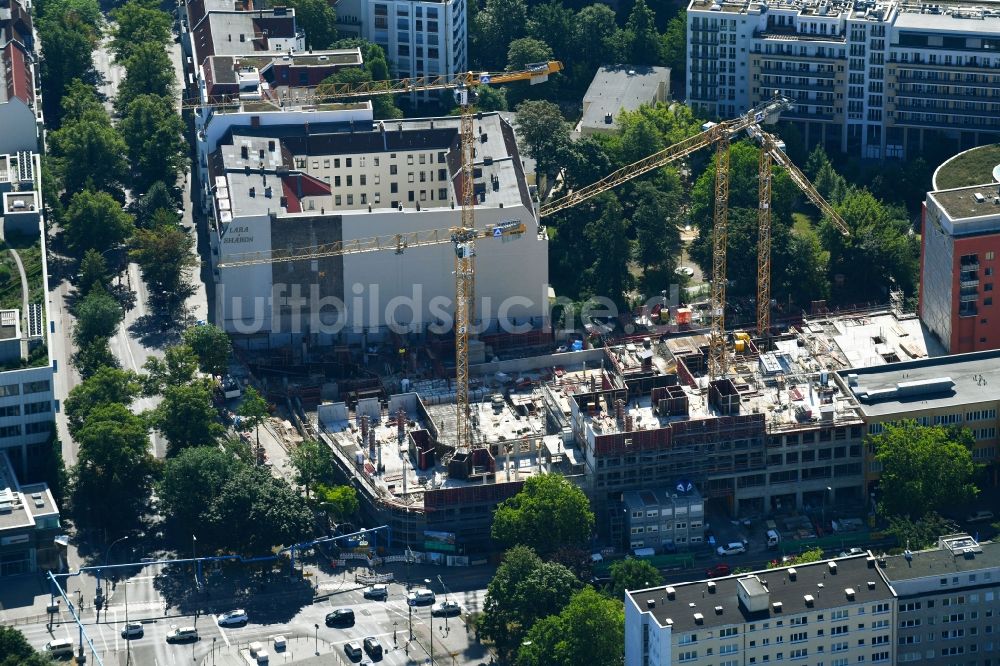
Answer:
[706,564,731,578]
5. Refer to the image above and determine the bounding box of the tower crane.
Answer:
[212,63,562,453]
[746,125,850,338]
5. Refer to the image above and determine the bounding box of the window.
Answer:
[0,425,21,437]
[25,401,49,415]
[335,195,342,206]
[360,175,367,186]
[26,421,51,434]
[346,195,353,205]
[0,405,18,417]
[720,628,738,638]
[346,158,352,168]
[438,188,448,200]
[335,176,341,187]
[407,155,414,165]
[791,648,808,659]
[390,183,398,193]
[23,381,49,394]
[390,165,398,175]
[347,176,353,186]
[678,651,698,662]
[791,632,808,642]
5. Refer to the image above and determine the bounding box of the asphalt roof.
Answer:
[837,349,1000,418]
[879,540,1000,583]
[581,65,670,130]
[627,554,894,632]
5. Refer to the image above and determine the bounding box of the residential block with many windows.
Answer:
[685,0,1000,159]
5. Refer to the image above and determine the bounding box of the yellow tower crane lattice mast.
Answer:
[212,63,563,452]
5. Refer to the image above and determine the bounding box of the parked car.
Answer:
[431,600,462,617]
[121,622,144,639]
[838,547,865,557]
[363,584,388,600]
[706,564,731,578]
[363,636,383,659]
[166,626,199,643]
[217,609,249,627]
[344,640,363,661]
[325,608,355,627]
[407,588,436,606]
[717,542,747,556]
[967,510,995,523]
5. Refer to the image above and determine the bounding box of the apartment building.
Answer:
[0,1,41,154]
[879,534,1000,666]
[333,0,467,95]
[920,179,1000,353]
[685,0,1000,159]
[205,110,548,343]
[625,553,897,666]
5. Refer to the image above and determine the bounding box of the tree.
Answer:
[49,121,129,196]
[64,366,142,436]
[110,0,173,61]
[885,512,959,551]
[608,557,663,598]
[469,85,508,112]
[63,190,135,255]
[73,286,124,346]
[78,248,110,295]
[804,143,831,180]
[182,324,232,376]
[37,7,100,124]
[142,344,199,393]
[130,223,196,309]
[768,547,824,568]
[130,181,179,229]
[116,42,175,112]
[152,381,224,455]
[516,587,624,666]
[781,232,830,307]
[822,189,919,305]
[481,546,579,661]
[317,66,402,120]
[72,338,119,379]
[289,439,334,499]
[120,94,188,193]
[287,0,337,49]
[633,178,683,293]
[871,421,979,520]
[527,1,575,65]
[159,446,245,539]
[514,100,571,178]
[315,483,359,524]
[204,465,314,553]
[0,626,52,666]
[71,403,156,529]
[492,473,594,554]
[506,37,553,72]
[617,115,665,165]
[574,5,624,70]
[61,78,106,125]
[583,195,633,306]
[660,11,687,79]
[237,387,270,464]
[561,136,612,190]
[624,0,661,66]
[474,0,528,68]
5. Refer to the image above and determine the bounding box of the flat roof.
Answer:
[837,349,1000,418]
[581,66,670,129]
[628,554,893,631]
[880,538,1000,583]
[0,451,58,532]
[928,183,1000,225]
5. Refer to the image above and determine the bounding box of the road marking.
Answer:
[215,617,231,647]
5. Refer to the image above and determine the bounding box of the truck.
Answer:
[766,520,781,550]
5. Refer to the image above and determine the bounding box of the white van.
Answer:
[766,529,781,549]
[44,638,75,657]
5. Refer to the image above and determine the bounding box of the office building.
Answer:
[0,450,61,577]
[623,486,706,551]
[333,0,467,94]
[879,534,1000,666]
[625,553,896,666]
[685,0,1000,159]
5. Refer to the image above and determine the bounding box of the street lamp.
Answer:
[425,579,433,665]
[212,637,216,666]
[823,486,832,528]
[314,623,319,655]
[105,536,129,599]
[192,534,197,560]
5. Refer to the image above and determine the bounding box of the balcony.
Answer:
[961,279,980,289]
[961,262,980,272]
[895,88,1000,104]
[960,293,980,303]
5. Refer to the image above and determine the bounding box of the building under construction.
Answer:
[312,305,947,554]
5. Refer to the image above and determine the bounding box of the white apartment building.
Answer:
[626,554,897,666]
[205,108,548,344]
[686,0,1000,159]
[334,0,467,95]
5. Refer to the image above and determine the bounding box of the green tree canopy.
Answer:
[73,339,119,378]
[583,194,633,306]
[573,4,624,70]
[60,78,106,125]
[624,0,662,65]
[49,121,130,197]
[514,100,571,177]
[608,557,663,598]
[130,181,179,229]
[289,439,334,499]
[116,42,175,112]
[516,587,624,666]
[37,1,101,124]
[120,94,188,193]
[884,512,959,551]
[317,65,402,120]
[152,380,224,455]
[130,223,196,309]
[315,483,359,523]
[660,11,687,79]
[204,465,314,553]
[159,446,245,540]
[71,403,156,528]
[492,473,594,554]
[0,626,52,666]
[64,366,142,437]
[64,190,135,255]
[110,0,173,61]
[287,0,338,49]
[506,37,553,72]
[237,386,270,464]
[73,286,124,346]
[182,324,232,376]
[78,248,110,295]
[481,545,579,661]
[142,344,200,394]
[871,421,979,520]
[527,1,575,65]
[474,0,528,69]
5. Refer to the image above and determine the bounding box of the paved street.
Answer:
[16,562,492,666]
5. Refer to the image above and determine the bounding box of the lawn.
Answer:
[792,212,815,237]
[934,144,1000,190]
